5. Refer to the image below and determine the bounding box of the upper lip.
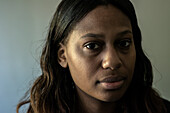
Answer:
[99,76,126,83]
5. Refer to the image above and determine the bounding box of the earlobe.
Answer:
[58,43,68,68]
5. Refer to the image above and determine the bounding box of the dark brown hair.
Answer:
[17,0,167,113]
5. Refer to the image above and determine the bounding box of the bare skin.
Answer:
[75,86,118,113]
[58,5,136,113]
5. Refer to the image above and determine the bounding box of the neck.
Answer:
[75,87,118,113]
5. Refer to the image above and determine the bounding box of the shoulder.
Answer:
[162,98,170,113]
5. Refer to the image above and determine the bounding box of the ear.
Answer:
[58,43,68,68]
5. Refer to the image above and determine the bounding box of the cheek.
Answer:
[121,49,136,75]
[126,50,136,76]
[66,46,97,85]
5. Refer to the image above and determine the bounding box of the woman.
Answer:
[17,0,170,113]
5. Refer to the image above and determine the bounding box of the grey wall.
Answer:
[131,0,170,100]
[0,0,169,113]
[0,0,61,113]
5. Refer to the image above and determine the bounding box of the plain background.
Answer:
[0,0,169,113]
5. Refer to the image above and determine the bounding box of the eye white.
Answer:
[86,43,99,49]
[119,39,132,48]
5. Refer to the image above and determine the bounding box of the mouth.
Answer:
[98,76,126,90]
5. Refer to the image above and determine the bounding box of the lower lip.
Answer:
[100,80,124,90]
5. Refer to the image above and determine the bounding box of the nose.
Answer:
[102,47,122,71]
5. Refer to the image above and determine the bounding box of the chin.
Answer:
[99,89,126,102]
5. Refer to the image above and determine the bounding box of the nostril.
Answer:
[101,48,122,70]
[109,63,121,71]
[102,59,122,71]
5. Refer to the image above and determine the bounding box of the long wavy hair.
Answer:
[17,0,167,113]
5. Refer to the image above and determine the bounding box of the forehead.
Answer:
[73,5,131,32]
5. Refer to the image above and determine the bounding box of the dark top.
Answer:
[163,99,170,113]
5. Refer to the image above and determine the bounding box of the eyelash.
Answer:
[83,38,132,52]
[116,39,132,50]
[84,42,102,50]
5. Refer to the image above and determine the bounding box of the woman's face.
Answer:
[58,5,136,102]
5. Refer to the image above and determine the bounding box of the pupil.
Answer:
[121,41,128,47]
[89,44,95,49]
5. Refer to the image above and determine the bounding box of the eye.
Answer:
[117,39,132,49]
[84,42,101,50]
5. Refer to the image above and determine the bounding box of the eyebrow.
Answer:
[80,33,104,39]
[80,30,133,39]
[117,30,133,37]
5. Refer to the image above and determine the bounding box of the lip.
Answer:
[99,76,126,90]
